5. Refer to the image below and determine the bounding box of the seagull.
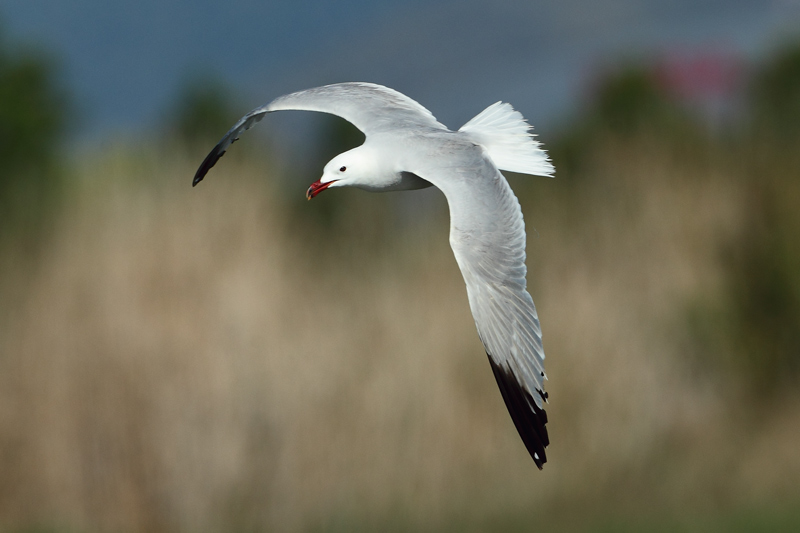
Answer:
[193,83,554,469]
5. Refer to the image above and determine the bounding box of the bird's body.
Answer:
[194,82,554,468]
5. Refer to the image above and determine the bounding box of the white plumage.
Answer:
[460,101,554,177]
[193,82,553,468]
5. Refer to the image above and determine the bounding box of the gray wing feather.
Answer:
[268,82,446,133]
[193,82,446,185]
[449,173,548,400]
[410,146,549,467]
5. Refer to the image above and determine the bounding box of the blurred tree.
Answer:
[675,43,800,396]
[592,66,675,135]
[0,26,68,242]
[166,74,240,149]
[543,54,800,398]
[549,64,700,177]
[717,173,800,395]
[750,41,800,139]
[719,42,800,393]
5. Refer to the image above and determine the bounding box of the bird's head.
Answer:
[306,146,380,199]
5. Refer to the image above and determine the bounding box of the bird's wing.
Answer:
[411,143,549,468]
[193,82,447,185]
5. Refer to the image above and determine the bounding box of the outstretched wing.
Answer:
[193,82,447,186]
[411,143,549,468]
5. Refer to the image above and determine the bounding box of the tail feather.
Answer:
[459,102,554,177]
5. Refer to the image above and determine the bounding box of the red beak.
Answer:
[306,179,335,200]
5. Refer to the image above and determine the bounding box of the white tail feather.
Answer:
[459,102,554,177]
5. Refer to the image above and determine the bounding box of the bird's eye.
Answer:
[339,166,346,172]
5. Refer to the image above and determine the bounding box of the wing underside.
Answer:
[412,148,550,468]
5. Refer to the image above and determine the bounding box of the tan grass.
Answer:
[0,143,798,532]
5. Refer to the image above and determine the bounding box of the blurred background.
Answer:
[1,1,800,531]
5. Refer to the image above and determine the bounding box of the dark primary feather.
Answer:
[193,108,269,186]
[488,354,549,469]
[193,142,225,186]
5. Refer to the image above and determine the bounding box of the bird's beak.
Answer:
[306,179,335,200]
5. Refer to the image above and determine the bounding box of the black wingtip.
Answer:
[488,354,549,469]
[192,144,226,187]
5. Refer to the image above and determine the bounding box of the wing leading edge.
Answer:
[193,82,446,186]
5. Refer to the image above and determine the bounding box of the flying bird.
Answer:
[193,83,554,468]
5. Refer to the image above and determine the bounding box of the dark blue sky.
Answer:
[2,0,410,136]
[3,0,799,140]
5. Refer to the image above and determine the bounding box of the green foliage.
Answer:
[591,66,677,135]
[541,49,800,398]
[721,167,800,392]
[581,504,800,533]
[705,41,800,394]
[0,52,64,172]
[750,41,800,139]
[0,28,68,241]
[166,74,240,148]
[550,64,700,176]
[5,32,800,533]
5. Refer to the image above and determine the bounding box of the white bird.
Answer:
[193,82,554,468]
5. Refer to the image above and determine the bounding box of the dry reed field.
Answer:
[1,139,799,532]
